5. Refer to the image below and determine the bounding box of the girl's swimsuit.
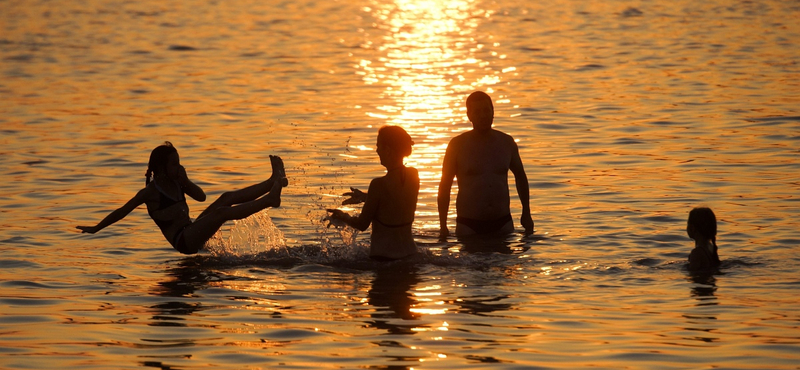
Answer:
[148,182,194,253]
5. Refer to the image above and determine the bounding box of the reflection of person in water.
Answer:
[437,91,534,239]
[686,207,721,271]
[77,142,287,254]
[688,273,718,299]
[366,263,421,334]
[327,126,419,261]
[149,260,215,319]
[683,272,719,343]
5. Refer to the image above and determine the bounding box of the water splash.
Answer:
[205,211,288,258]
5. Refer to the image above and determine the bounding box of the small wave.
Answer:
[168,45,198,51]
[721,258,761,268]
[620,7,644,17]
[0,259,42,269]
[0,280,53,288]
[3,54,35,62]
[747,115,800,122]
[575,64,605,71]
[632,258,662,267]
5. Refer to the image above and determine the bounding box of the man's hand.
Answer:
[521,214,534,235]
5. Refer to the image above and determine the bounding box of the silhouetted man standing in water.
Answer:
[437,91,533,238]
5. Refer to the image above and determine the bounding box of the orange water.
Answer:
[1,0,799,368]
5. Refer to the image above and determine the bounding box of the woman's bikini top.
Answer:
[373,166,414,229]
[374,218,413,228]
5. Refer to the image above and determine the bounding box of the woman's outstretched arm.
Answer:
[327,179,381,231]
[76,188,149,234]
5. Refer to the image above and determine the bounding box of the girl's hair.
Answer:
[688,207,719,261]
[378,125,414,157]
[145,141,178,185]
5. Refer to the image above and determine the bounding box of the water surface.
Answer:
[1,0,799,368]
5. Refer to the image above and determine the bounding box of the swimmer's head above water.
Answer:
[466,91,494,131]
[145,141,180,185]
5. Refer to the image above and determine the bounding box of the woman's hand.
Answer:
[324,209,350,228]
[342,187,366,205]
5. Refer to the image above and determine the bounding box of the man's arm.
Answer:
[509,141,533,235]
[437,142,457,239]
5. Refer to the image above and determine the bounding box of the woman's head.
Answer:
[687,207,716,242]
[145,142,179,185]
[377,125,414,158]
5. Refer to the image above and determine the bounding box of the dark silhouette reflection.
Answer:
[454,294,513,315]
[148,257,219,324]
[457,234,531,254]
[688,272,718,300]
[153,257,219,298]
[365,262,421,334]
[682,271,720,344]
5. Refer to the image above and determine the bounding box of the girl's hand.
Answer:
[76,225,99,234]
[177,165,189,185]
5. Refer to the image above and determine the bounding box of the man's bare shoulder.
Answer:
[491,129,516,141]
[448,130,471,144]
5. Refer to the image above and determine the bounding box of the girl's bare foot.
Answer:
[270,155,289,187]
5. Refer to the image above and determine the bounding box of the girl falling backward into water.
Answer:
[76,142,288,254]
[327,126,419,261]
[686,207,721,271]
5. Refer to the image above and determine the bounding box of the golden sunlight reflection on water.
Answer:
[354,0,516,224]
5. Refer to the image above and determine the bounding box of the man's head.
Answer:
[466,91,494,131]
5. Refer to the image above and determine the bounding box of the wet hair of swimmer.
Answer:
[466,91,495,128]
[688,207,717,248]
[466,90,493,109]
[145,141,178,185]
[378,125,414,157]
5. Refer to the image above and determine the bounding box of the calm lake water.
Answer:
[1,0,799,368]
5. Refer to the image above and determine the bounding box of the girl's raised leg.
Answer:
[184,179,283,249]
[197,155,287,219]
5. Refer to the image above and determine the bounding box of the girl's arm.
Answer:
[177,165,206,202]
[76,188,149,234]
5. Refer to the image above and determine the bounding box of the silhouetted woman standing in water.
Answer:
[327,126,419,261]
